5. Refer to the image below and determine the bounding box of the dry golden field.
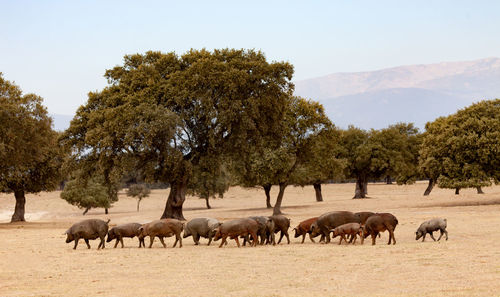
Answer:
[1,182,500,297]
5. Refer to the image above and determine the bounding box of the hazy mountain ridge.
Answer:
[294,57,500,130]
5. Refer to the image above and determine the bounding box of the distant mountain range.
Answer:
[294,57,500,130]
[51,57,500,132]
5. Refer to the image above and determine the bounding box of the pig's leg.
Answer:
[207,235,212,246]
[73,238,80,250]
[277,232,284,244]
[251,231,258,247]
[159,237,167,248]
[120,237,125,248]
[85,239,91,249]
[149,236,154,248]
[352,234,357,245]
[371,233,377,245]
[422,233,426,242]
[113,239,119,248]
[308,233,316,243]
[429,232,437,241]
[174,233,182,248]
[388,228,396,245]
[285,232,290,244]
[219,235,227,248]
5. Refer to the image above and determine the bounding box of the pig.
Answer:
[270,215,291,244]
[415,218,448,242]
[137,219,184,248]
[331,223,363,245]
[350,211,377,242]
[293,217,324,243]
[183,218,221,246]
[213,218,259,248]
[310,211,357,243]
[243,216,275,246]
[64,219,110,250]
[363,213,399,245]
[106,223,142,248]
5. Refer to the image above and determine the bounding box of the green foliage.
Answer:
[235,96,337,187]
[126,183,151,200]
[60,174,111,211]
[420,99,500,190]
[0,73,64,221]
[339,123,422,198]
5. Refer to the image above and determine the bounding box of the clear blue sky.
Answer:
[1,0,500,115]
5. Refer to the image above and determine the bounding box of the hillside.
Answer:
[294,57,500,130]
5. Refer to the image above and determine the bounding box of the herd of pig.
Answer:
[64,211,449,250]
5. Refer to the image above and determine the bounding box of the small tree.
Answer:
[126,184,151,211]
[60,174,111,215]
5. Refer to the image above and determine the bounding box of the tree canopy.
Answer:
[62,49,294,220]
[233,96,341,214]
[340,123,421,198]
[419,99,500,194]
[61,173,111,215]
[0,73,63,222]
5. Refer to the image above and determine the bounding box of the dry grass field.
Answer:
[1,182,500,296]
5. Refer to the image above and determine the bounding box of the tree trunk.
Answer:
[455,188,460,195]
[385,175,392,184]
[273,183,288,215]
[363,180,368,195]
[105,208,108,214]
[353,176,367,199]
[137,199,141,212]
[423,179,435,196]
[82,207,90,215]
[161,179,187,220]
[313,183,323,202]
[476,187,484,194]
[205,196,211,209]
[263,184,272,208]
[11,189,26,222]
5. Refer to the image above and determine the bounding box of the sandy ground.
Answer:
[1,182,500,297]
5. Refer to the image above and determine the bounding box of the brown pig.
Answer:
[137,219,184,248]
[270,215,291,244]
[64,219,110,250]
[293,217,324,243]
[213,218,259,248]
[331,223,363,245]
[106,223,142,248]
[363,213,398,245]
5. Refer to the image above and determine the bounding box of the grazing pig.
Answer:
[293,217,324,243]
[363,213,399,245]
[183,218,221,246]
[213,218,259,248]
[331,223,363,245]
[106,223,142,248]
[415,218,448,242]
[65,219,110,250]
[243,216,275,246]
[310,211,357,243]
[137,219,184,248]
[270,215,291,244]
